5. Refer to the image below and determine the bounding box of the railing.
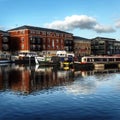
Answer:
[81,56,120,64]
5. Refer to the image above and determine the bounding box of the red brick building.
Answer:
[8,25,74,56]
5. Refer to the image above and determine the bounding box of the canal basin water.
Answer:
[0,64,120,120]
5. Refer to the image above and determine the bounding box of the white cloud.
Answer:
[115,20,120,28]
[46,15,97,30]
[46,15,115,33]
[93,24,115,33]
[0,26,5,30]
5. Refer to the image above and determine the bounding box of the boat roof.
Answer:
[82,55,120,58]
[56,51,67,54]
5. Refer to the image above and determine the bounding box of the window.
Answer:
[47,38,50,43]
[16,31,19,34]
[65,41,68,44]
[37,45,41,50]
[56,39,59,43]
[52,40,54,48]
[30,45,35,50]
[61,46,64,50]
[61,39,63,44]
[48,45,50,48]
[56,45,59,49]
[52,33,55,36]
[37,38,41,43]
[65,46,69,51]
[20,30,25,34]
[36,31,40,34]
[2,44,9,50]
[42,31,46,35]
[60,34,63,37]
[21,44,24,49]
[56,33,59,37]
[69,40,72,44]
[21,37,24,42]
[30,37,32,40]
[3,37,8,42]
[48,52,50,55]
[30,30,35,34]
[69,46,72,50]
[47,32,51,35]
[43,45,46,49]
[30,37,35,43]
[43,38,46,43]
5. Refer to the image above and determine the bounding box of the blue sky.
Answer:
[1,0,120,39]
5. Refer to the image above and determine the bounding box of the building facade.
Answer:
[91,37,120,55]
[114,41,120,54]
[0,30,10,58]
[8,25,74,56]
[73,36,91,57]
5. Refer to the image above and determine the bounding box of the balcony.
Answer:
[30,45,42,51]
[2,44,9,51]
[30,37,43,44]
[64,40,73,46]
[2,37,9,43]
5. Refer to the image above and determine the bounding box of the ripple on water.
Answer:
[0,70,120,120]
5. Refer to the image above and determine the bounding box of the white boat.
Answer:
[36,56,45,61]
[35,56,46,64]
[56,51,74,58]
[11,52,43,64]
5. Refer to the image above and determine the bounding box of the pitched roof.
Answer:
[0,30,6,33]
[92,37,116,41]
[0,30,9,36]
[8,25,73,35]
[73,36,90,41]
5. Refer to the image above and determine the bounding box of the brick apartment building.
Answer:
[91,37,120,55]
[8,25,74,56]
[73,36,91,57]
[1,25,120,58]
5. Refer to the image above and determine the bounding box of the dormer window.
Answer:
[20,30,25,34]
[56,33,59,37]
[42,31,46,35]
[47,32,51,35]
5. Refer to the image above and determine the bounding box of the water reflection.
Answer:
[1,65,120,120]
[67,68,120,95]
[0,64,120,95]
[0,64,74,94]
[74,68,120,77]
